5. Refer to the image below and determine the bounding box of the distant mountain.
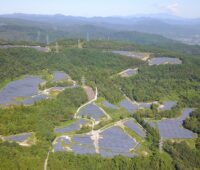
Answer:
[0,13,200,45]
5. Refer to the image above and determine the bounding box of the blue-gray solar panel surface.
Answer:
[102,101,119,109]
[160,101,177,111]
[157,108,195,139]
[99,126,137,157]
[77,103,105,121]
[124,120,146,138]
[55,119,88,134]
[52,71,69,82]
[53,137,71,152]
[149,57,182,65]
[4,133,32,142]
[71,134,96,154]
[0,76,43,105]
[120,99,138,114]
[22,94,48,105]
[53,126,139,157]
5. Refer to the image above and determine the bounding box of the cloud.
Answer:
[161,2,179,14]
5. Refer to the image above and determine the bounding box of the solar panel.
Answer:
[102,101,119,110]
[52,71,69,82]
[124,120,146,138]
[54,119,88,134]
[53,136,71,152]
[4,133,32,142]
[22,94,48,105]
[53,126,139,158]
[99,126,138,157]
[159,101,177,111]
[119,99,139,114]
[155,108,195,139]
[0,76,44,105]
[77,103,105,121]
[149,57,182,65]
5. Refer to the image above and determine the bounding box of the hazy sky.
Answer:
[0,0,199,18]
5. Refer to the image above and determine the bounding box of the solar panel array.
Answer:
[179,108,194,123]
[77,103,105,121]
[53,134,96,154]
[119,99,152,114]
[102,101,119,110]
[71,144,96,154]
[53,136,71,152]
[0,76,43,105]
[149,122,157,128]
[54,119,88,134]
[152,108,195,139]
[149,57,182,65]
[53,126,139,157]
[4,133,32,142]
[52,71,69,82]
[71,135,96,154]
[22,94,48,105]
[159,101,177,111]
[99,126,137,157]
[123,120,146,138]
[157,120,195,139]
[119,99,139,114]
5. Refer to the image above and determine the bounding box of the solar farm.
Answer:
[119,99,152,114]
[119,99,139,114]
[149,108,195,139]
[54,119,90,134]
[102,100,119,110]
[0,71,79,106]
[1,132,35,146]
[53,94,150,158]
[123,120,146,138]
[53,123,140,158]
[52,71,70,82]
[3,133,32,142]
[148,57,182,65]
[159,101,177,111]
[0,76,44,106]
[0,67,197,160]
[98,126,137,157]
[76,103,106,121]
[1,75,196,158]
